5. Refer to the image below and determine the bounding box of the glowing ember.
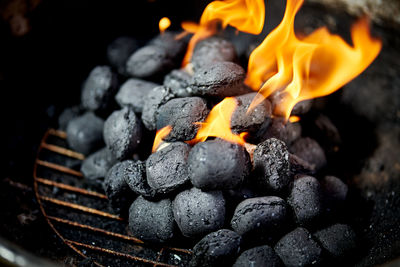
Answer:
[152,125,172,152]
[289,115,300,123]
[159,17,171,34]
[188,97,246,146]
[181,0,265,66]
[245,0,382,120]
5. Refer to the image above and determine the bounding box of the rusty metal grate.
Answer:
[33,129,192,267]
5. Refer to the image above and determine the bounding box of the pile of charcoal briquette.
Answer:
[58,32,358,267]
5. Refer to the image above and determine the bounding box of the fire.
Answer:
[188,97,246,146]
[159,17,171,34]
[152,125,172,152]
[181,0,265,66]
[245,0,382,120]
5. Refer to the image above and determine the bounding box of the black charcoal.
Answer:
[123,160,157,199]
[81,147,117,180]
[274,227,323,267]
[289,153,316,175]
[156,97,209,141]
[288,176,323,226]
[128,196,175,243]
[149,31,187,60]
[224,187,258,209]
[107,36,139,75]
[58,105,83,130]
[231,196,288,240]
[141,86,175,130]
[191,37,238,71]
[188,139,251,190]
[81,66,118,112]
[126,45,174,80]
[190,62,250,98]
[291,99,313,115]
[103,107,142,160]
[103,161,135,213]
[173,187,225,238]
[233,245,283,267]
[146,142,191,194]
[190,229,241,267]
[66,112,104,155]
[230,92,272,134]
[163,69,193,97]
[260,117,301,145]
[115,78,159,113]
[321,176,348,208]
[290,137,326,171]
[313,224,356,259]
[253,138,291,193]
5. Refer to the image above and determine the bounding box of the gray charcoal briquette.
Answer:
[190,62,251,98]
[230,92,272,134]
[173,187,225,238]
[288,176,323,225]
[58,105,83,131]
[81,66,118,112]
[191,37,238,71]
[156,97,209,141]
[115,78,159,113]
[260,117,302,145]
[107,36,139,75]
[103,107,142,160]
[141,86,175,131]
[163,69,193,97]
[231,196,288,239]
[321,175,348,213]
[146,142,191,194]
[290,137,326,171]
[128,196,175,243]
[274,227,322,267]
[313,224,356,259]
[66,112,104,155]
[291,99,313,115]
[123,160,157,199]
[149,31,187,60]
[190,229,241,267]
[81,147,117,180]
[188,139,251,190]
[253,138,291,193]
[233,245,283,267]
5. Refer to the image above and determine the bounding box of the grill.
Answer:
[33,129,192,267]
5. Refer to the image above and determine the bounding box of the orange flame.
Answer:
[245,0,382,120]
[152,125,172,153]
[159,17,171,34]
[188,97,246,146]
[181,0,265,66]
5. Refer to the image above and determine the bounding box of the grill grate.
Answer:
[33,129,192,267]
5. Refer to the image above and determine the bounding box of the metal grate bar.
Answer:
[38,195,123,221]
[36,159,84,178]
[41,142,85,160]
[35,177,107,199]
[65,240,178,267]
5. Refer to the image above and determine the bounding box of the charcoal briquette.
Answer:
[321,175,348,209]
[233,245,283,267]
[141,86,175,130]
[156,97,209,141]
[191,37,238,71]
[190,229,241,267]
[252,138,291,193]
[81,66,118,112]
[173,187,225,238]
[313,224,356,259]
[107,36,139,75]
[149,31,187,60]
[188,139,251,190]
[115,78,159,113]
[126,45,174,80]
[146,142,191,195]
[58,105,83,131]
[260,117,301,145]
[81,147,117,180]
[103,161,135,213]
[103,107,142,160]
[274,227,323,267]
[128,196,175,243]
[289,153,315,175]
[163,69,193,97]
[231,196,289,240]
[288,176,323,226]
[290,137,326,171]
[291,99,313,115]
[123,160,157,199]
[230,92,272,134]
[190,62,251,98]
[66,112,104,155]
